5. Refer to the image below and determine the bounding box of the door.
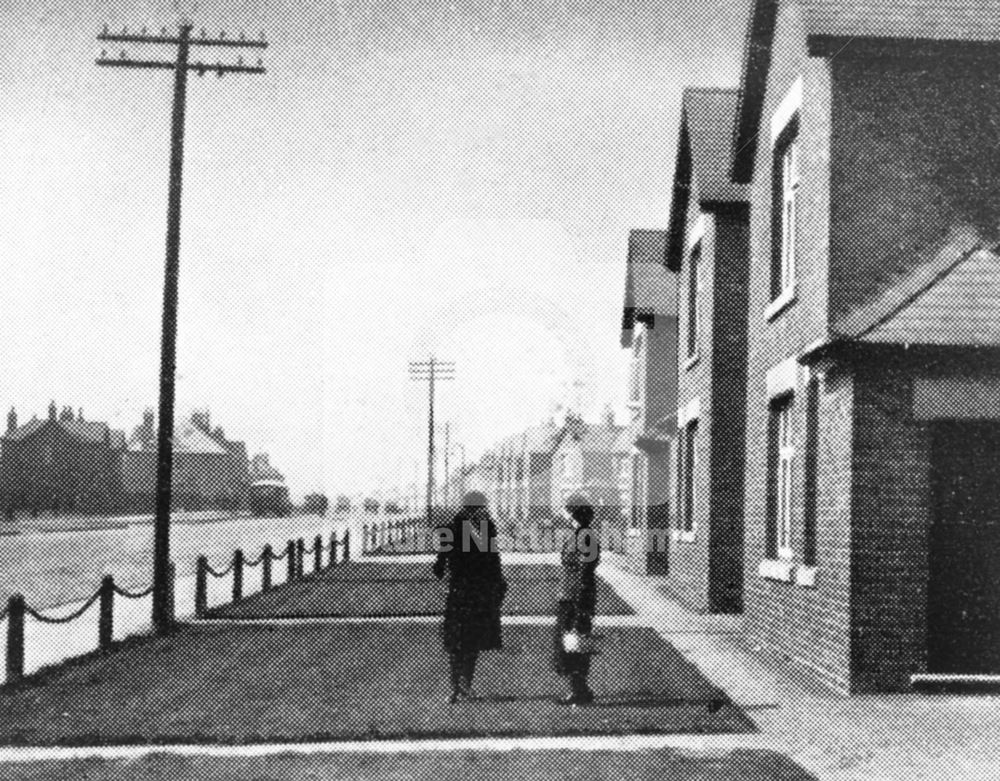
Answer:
[929,421,1000,674]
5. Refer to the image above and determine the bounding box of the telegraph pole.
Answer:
[96,22,267,634]
[443,422,450,507]
[409,357,454,527]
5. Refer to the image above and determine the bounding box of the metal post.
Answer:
[151,24,192,635]
[343,529,350,561]
[6,594,25,684]
[314,534,322,573]
[195,556,208,617]
[99,575,114,649]
[296,538,305,577]
[329,531,337,567]
[286,539,295,581]
[232,548,244,602]
[262,544,273,591]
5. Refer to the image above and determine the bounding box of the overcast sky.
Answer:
[1,0,751,499]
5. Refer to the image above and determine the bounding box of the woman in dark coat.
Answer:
[432,490,507,703]
[554,492,600,705]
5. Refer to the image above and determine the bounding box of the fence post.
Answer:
[232,549,244,603]
[343,528,350,561]
[262,544,273,591]
[195,556,208,617]
[286,539,295,581]
[314,535,322,573]
[296,538,305,578]
[329,531,337,567]
[6,594,25,684]
[99,575,114,650]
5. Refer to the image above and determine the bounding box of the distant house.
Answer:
[122,409,249,512]
[663,88,750,613]
[549,415,628,543]
[620,228,679,575]
[0,402,126,517]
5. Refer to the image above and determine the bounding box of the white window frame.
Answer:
[681,419,698,539]
[776,399,794,560]
[628,328,645,409]
[780,138,799,296]
[686,241,702,361]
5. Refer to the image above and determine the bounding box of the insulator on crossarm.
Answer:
[161,27,167,35]
[102,23,109,34]
[256,57,263,67]
[120,49,127,59]
[197,65,205,77]
[219,30,226,39]
[259,31,266,42]
[100,49,107,58]
[217,63,224,77]
[237,55,243,66]
[200,28,207,38]
[141,26,147,35]
[239,31,246,41]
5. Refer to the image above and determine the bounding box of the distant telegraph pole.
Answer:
[409,357,454,528]
[96,21,267,634]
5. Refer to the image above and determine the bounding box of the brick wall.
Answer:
[741,0,851,690]
[708,206,750,613]
[670,205,716,612]
[850,360,931,692]
[830,49,1000,323]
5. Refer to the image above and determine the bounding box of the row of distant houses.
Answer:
[473,0,1000,694]
[470,412,631,544]
[0,402,284,520]
[615,0,1000,694]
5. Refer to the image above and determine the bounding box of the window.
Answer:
[628,330,644,407]
[768,397,795,558]
[771,117,799,301]
[802,375,820,567]
[686,242,702,359]
[682,421,698,533]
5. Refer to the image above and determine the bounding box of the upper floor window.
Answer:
[772,119,799,302]
[628,330,645,408]
[686,242,702,359]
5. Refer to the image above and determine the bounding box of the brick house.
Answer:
[663,88,751,613]
[122,410,249,512]
[732,0,1000,691]
[483,421,560,533]
[549,416,628,545]
[620,228,678,575]
[1,402,126,518]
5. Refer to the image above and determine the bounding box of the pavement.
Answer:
[0,545,997,779]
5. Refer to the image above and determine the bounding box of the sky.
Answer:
[0,0,752,499]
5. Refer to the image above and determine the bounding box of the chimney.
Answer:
[48,400,57,422]
[6,407,16,434]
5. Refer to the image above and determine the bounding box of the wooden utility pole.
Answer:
[443,422,450,506]
[409,357,454,527]
[96,22,267,634]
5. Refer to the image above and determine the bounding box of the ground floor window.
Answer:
[681,421,698,533]
[768,396,794,559]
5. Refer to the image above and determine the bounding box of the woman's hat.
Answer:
[462,490,488,509]
[564,492,594,526]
